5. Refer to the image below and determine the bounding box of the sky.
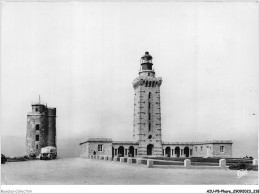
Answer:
[1,1,259,158]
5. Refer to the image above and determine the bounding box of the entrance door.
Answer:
[184,147,189,157]
[165,147,171,157]
[175,147,180,157]
[147,144,153,156]
[129,146,134,157]
[206,146,210,157]
[118,146,124,157]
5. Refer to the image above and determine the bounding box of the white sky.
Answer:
[1,2,259,157]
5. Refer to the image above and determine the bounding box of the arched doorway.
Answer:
[93,151,96,155]
[129,146,134,157]
[175,147,180,157]
[118,146,124,157]
[165,147,171,157]
[184,147,189,157]
[147,144,153,155]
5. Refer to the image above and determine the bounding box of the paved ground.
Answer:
[1,158,258,185]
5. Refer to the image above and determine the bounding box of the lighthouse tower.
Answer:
[132,52,163,156]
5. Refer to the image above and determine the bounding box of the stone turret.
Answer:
[26,98,56,156]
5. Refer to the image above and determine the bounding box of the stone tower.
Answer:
[132,52,163,156]
[26,98,56,156]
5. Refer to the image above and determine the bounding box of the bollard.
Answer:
[108,156,113,161]
[104,155,108,160]
[120,157,125,163]
[127,157,133,164]
[253,159,258,166]
[184,159,191,168]
[100,155,104,160]
[147,159,153,168]
[219,159,226,168]
[113,156,118,162]
[136,158,142,165]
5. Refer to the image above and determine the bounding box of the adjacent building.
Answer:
[79,52,233,158]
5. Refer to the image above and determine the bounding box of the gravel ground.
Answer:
[1,157,258,185]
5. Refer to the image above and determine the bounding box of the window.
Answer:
[135,149,137,156]
[148,135,152,139]
[98,144,103,151]
[36,145,38,150]
[148,102,150,109]
[195,147,197,152]
[148,92,151,99]
[145,81,148,87]
[149,113,151,120]
[36,124,39,130]
[148,73,150,76]
[220,146,225,152]
[148,122,151,131]
[115,149,117,155]
[201,146,203,151]
[35,135,39,141]
[35,108,38,112]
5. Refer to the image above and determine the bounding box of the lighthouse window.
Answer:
[148,122,151,131]
[36,124,39,130]
[98,144,103,152]
[148,92,151,99]
[220,146,225,152]
[35,135,39,141]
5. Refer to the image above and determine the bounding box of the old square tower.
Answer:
[132,52,163,156]
[26,98,57,156]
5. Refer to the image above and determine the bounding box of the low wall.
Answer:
[84,155,229,169]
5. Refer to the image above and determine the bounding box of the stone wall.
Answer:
[47,108,56,147]
[26,114,48,155]
[212,143,232,158]
[85,142,112,157]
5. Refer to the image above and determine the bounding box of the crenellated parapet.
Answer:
[133,76,163,89]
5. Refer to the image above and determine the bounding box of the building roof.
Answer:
[162,140,233,146]
[112,141,138,145]
[79,137,113,145]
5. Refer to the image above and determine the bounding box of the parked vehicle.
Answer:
[29,153,36,158]
[1,154,7,164]
[40,146,57,160]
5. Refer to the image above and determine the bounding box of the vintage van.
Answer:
[40,146,57,160]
